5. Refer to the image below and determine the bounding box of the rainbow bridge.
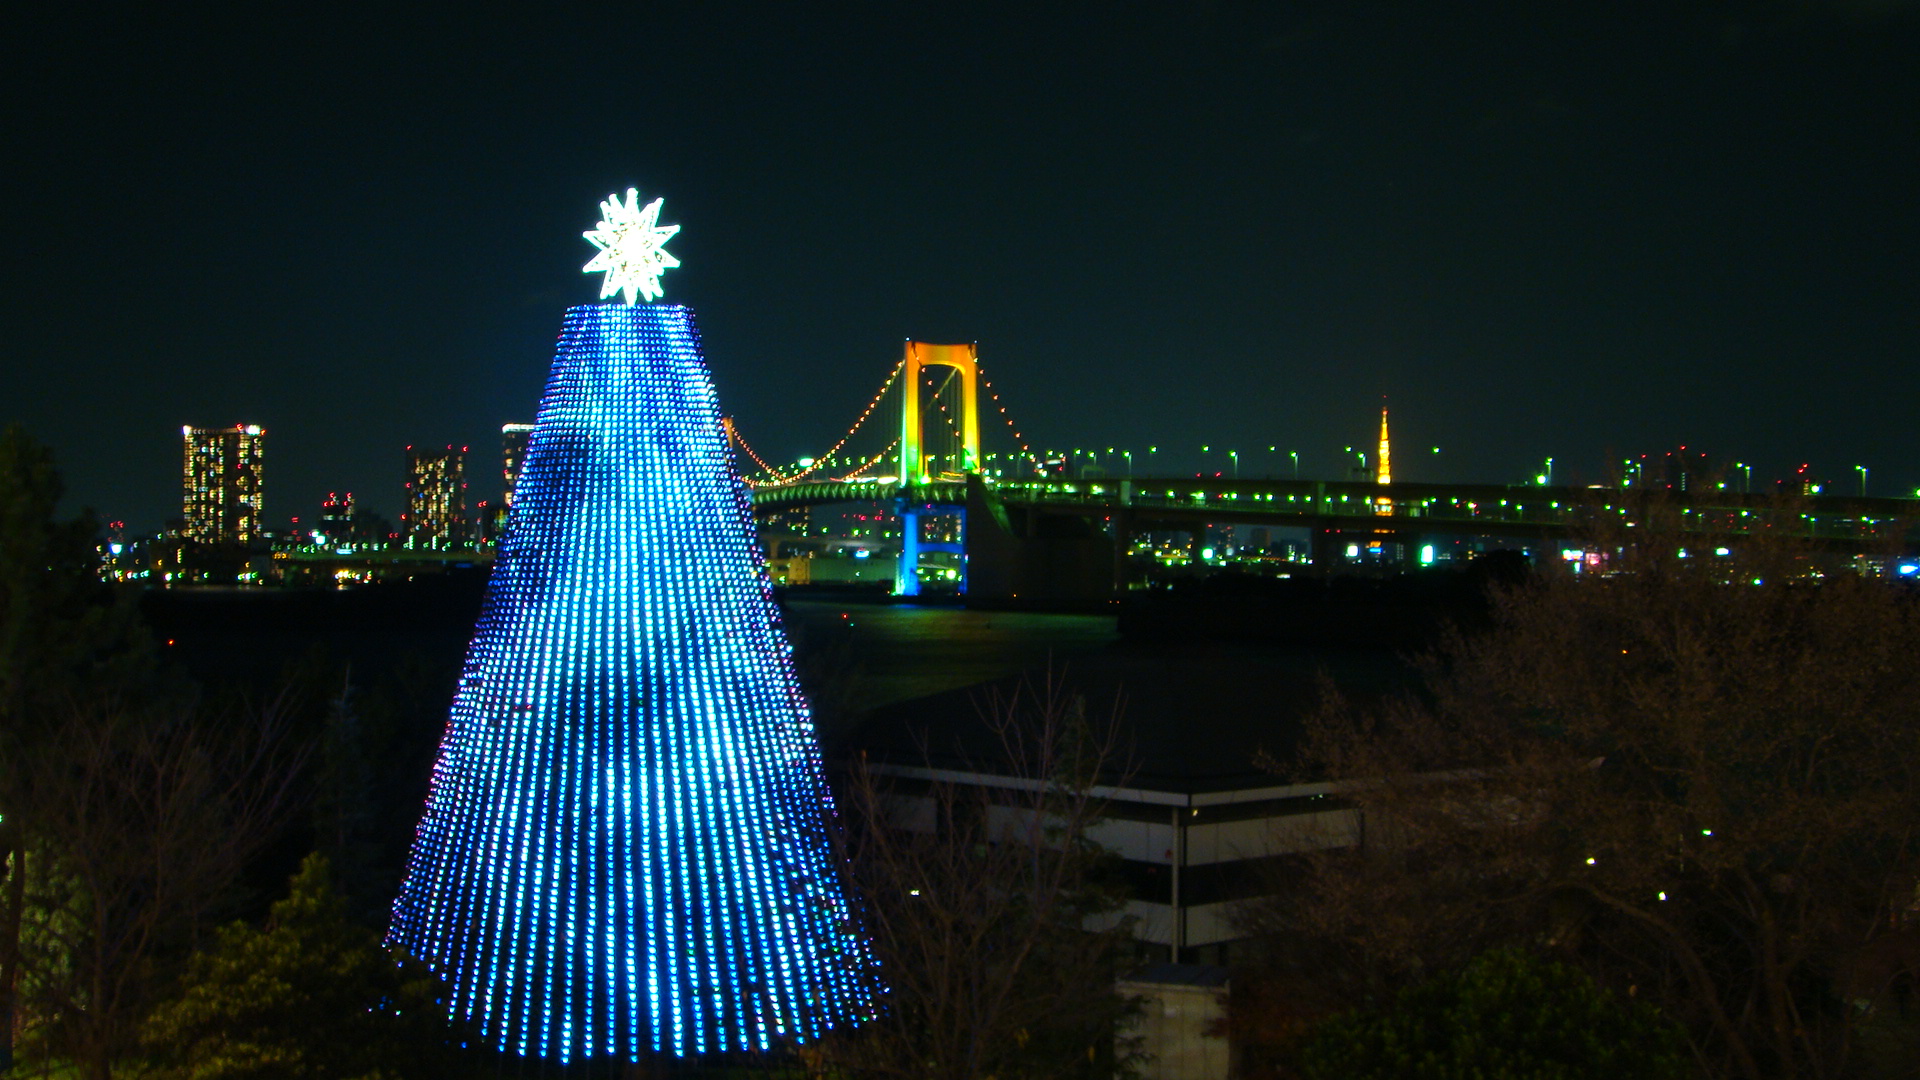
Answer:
[731,343,1920,600]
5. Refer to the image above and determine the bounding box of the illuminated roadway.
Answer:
[752,475,1920,551]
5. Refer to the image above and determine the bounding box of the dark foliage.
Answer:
[1260,503,1920,1079]
[1297,948,1687,1080]
[144,853,468,1080]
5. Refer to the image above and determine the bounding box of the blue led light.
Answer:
[390,304,873,1062]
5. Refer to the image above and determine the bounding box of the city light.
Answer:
[1376,407,1391,485]
[389,303,873,1062]
[182,424,265,545]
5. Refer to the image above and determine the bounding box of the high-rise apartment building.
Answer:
[501,423,535,507]
[404,445,468,549]
[317,492,355,545]
[181,424,265,543]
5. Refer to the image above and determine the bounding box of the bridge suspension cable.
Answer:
[730,351,1044,487]
[726,424,791,480]
[735,358,906,487]
[922,366,968,478]
[976,362,1041,475]
[915,360,1042,477]
[833,437,900,481]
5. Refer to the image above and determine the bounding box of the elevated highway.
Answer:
[754,475,1919,549]
[754,475,1920,601]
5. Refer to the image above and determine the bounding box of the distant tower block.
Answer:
[181,423,265,544]
[896,341,982,595]
[501,423,535,506]
[389,303,873,1062]
[403,445,468,549]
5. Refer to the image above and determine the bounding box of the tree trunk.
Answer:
[1760,906,1797,1080]
[0,833,20,1072]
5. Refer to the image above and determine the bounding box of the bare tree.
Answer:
[0,425,154,1070]
[1261,504,1920,1080]
[0,429,312,1077]
[814,675,1142,1080]
[11,691,306,1080]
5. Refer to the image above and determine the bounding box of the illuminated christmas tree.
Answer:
[389,191,871,1062]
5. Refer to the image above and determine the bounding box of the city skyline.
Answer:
[8,6,1918,532]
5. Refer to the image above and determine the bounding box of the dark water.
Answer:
[142,582,1418,797]
[779,597,1418,791]
[780,599,1118,709]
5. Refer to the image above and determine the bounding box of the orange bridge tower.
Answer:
[895,341,983,595]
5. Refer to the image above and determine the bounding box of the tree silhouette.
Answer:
[817,677,1143,1080]
[1267,504,1920,1080]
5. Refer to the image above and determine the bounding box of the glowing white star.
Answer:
[582,188,681,304]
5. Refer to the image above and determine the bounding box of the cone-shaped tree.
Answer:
[389,304,872,1064]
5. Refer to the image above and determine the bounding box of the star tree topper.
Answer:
[582,188,681,304]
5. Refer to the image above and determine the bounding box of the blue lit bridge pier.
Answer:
[389,303,873,1065]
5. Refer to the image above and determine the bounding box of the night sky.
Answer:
[8,3,1917,533]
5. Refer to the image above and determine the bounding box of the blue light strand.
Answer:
[390,303,875,1061]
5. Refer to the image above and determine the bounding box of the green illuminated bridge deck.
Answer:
[752,476,1920,550]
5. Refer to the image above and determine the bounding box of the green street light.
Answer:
[1855,465,1868,496]
[1290,450,1299,479]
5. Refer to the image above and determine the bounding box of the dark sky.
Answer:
[7,3,1918,532]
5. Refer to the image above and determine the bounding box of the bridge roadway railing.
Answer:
[752,475,1918,547]
[993,477,1917,546]
[749,478,967,511]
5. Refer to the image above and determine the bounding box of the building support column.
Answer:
[1170,805,1187,963]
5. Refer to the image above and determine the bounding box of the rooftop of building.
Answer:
[836,624,1419,795]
